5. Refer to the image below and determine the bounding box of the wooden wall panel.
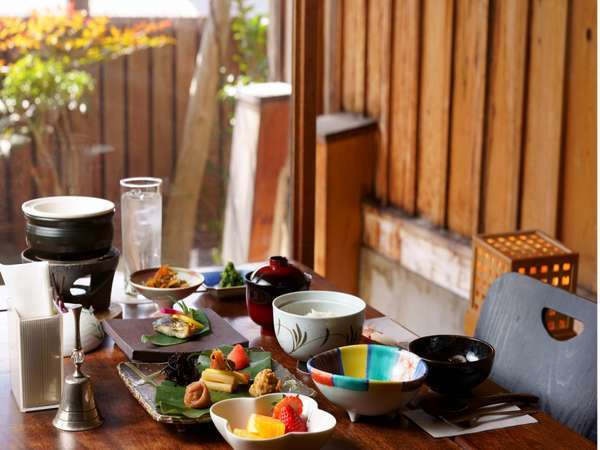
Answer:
[0,158,10,239]
[126,47,151,177]
[447,0,489,236]
[152,42,175,182]
[9,145,33,247]
[417,0,454,226]
[342,0,366,113]
[520,0,568,235]
[367,0,392,203]
[323,0,343,113]
[322,0,596,293]
[560,0,597,291]
[72,63,102,197]
[389,0,420,213]
[103,58,126,205]
[482,0,529,233]
[175,19,199,160]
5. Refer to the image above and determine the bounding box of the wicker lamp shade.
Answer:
[465,230,579,338]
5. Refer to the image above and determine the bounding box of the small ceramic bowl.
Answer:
[272,290,365,361]
[129,267,204,310]
[307,344,427,422]
[22,196,115,260]
[408,335,495,396]
[210,393,336,450]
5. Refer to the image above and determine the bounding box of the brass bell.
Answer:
[53,305,103,431]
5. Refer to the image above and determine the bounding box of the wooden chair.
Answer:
[475,273,597,441]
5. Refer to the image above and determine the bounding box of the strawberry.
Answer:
[272,395,303,419]
[278,405,307,433]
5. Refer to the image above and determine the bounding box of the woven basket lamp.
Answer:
[465,230,579,339]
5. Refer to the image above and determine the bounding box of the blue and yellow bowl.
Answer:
[307,344,427,422]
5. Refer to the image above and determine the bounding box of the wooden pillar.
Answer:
[314,113,376,293]
[291,0,319,268]
[222,83,292,263]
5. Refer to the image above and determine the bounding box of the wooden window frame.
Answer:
[291,0,320,267]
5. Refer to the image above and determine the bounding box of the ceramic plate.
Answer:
[202,263,260,299]
[117,351,316,425]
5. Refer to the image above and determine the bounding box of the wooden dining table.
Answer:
[0,263,593,449]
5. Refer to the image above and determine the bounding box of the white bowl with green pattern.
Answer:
[272,290,366,362]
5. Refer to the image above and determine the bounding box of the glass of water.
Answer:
[120,177,163,295]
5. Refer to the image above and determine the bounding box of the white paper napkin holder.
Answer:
[8,309,63,412]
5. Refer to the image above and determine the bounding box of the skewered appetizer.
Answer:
[201,347,251,393]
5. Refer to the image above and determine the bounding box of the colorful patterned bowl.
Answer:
[307,344,427,422]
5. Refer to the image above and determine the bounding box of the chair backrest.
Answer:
[475,273,597,441]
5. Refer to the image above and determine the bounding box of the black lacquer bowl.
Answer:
[22,196,115,260]
[409,335,495,396]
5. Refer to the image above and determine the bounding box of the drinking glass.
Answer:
[120,177,162,295]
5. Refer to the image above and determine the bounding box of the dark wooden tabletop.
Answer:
[0,264,593,449]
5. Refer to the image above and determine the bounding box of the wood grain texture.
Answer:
[367,0,393,203]
[482,0,529,233]
[249,97,291,260]
[389,0,420,213]
[151,41,175,182]
[71,63,102,196]
[559,0,597,291]
[315,116,376,294]
[126,46,151,177]
[323,0,343,113]
[102,57,126,206]
[417,0,454,226]
[292,0,318,267]
[342,0,366,113]
[174,19,200,160]
[363,203,472,298]
[0,158,10,239]
[447,0,489,236]
[8,144,33,247]
[520,0,568,235]
[1,266,591,448]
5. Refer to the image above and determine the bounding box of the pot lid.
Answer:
[248,256,307,289]
[22,196,115,219]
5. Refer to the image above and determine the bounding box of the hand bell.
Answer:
[53,304,103,431]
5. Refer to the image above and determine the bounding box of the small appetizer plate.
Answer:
[210,393,336,450]
[203,269,251,299]
[202,263,261,299]
[130,267,205,310]
[117,355,316,425]
[307,344,427,422]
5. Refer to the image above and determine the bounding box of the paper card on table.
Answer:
[363,316,418,347]
[404,405,538,438]
[0,261,54,319]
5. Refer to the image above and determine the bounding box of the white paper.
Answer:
[404,405,538,438]
[363,316,419,347]
[0,261,54,319]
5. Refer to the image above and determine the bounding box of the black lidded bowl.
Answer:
[408,335,495,396]
[22,196,115,260]
[245,256,312,332]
